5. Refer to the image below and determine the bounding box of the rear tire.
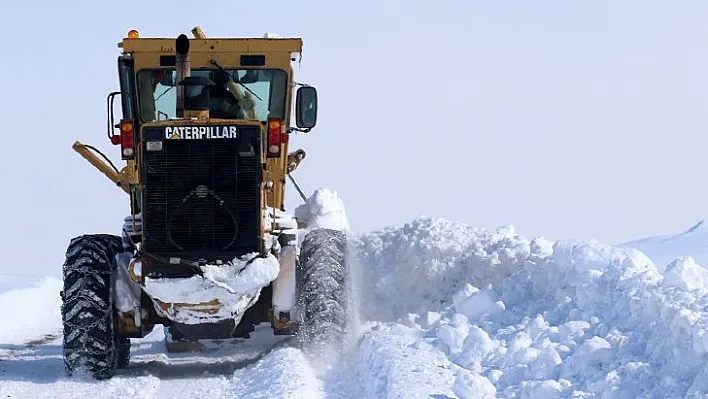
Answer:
[61,234,128,379]
[296,228,349,351]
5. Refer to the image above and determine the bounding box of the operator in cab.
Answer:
[209,69,246,120]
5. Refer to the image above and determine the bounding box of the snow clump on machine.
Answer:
[295,188,349,231]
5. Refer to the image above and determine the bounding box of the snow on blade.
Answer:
[201,253,281,294]
[142,253,280,324]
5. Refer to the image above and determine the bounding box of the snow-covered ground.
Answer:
[3,195,708,397]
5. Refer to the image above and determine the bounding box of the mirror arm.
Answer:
[288,126,312,133]
[293,81,313,88]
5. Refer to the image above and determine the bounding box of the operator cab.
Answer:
[138,68,288,123]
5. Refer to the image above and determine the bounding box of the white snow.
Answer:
[354,218,539,322]
[622,219,708,270]
[114,276,140,313]
[0,276,62,344]
[5,206,708,397]
[661,256,708,292]
[201,253,280,294]
[263,207,298,232]
[143,253,280,324]
[143,253,279,303]
[453,371,497,398]
[114,253,142,313]
[230,346,324,397]
[294,188,349,231]
[350,216,708,397]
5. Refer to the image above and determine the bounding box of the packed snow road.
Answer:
[1,322,362,397]
[4,217,708,398]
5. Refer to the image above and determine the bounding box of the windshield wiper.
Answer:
[210,60,263,101]
[154,85,174,102]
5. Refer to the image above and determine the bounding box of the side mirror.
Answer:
[295,86,318,130]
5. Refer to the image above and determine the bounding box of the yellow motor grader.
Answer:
[61,26,348,379]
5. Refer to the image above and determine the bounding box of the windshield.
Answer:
[136,68,288,122]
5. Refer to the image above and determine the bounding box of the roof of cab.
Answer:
[119,37,303,54]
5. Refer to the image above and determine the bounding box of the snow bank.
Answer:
[294,188,349,231]
[0,274,45,295]
[352,217,708,397]
[353,217,544,322]
[0,276,62,344]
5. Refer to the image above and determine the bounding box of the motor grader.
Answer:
[61,26,348,379]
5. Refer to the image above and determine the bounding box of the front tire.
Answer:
[295,228,349,351]
[61,234,127,379]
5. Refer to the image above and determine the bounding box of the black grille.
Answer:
[141,125,261,259]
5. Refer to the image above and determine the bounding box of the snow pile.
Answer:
[294,188,349,231]
[353,217,542,322]
[660,256,708,293]
[327,324,459,398]
[0,276,62,344]
[352,217,708,397]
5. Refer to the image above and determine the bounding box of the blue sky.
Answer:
[2,1,708,277]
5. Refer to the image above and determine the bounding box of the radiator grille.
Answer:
[141,126,261,258]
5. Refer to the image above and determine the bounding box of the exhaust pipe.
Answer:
[175,34,191,118]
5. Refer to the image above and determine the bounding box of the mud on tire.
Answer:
[61,234,129,379]
[296,228,349,351]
